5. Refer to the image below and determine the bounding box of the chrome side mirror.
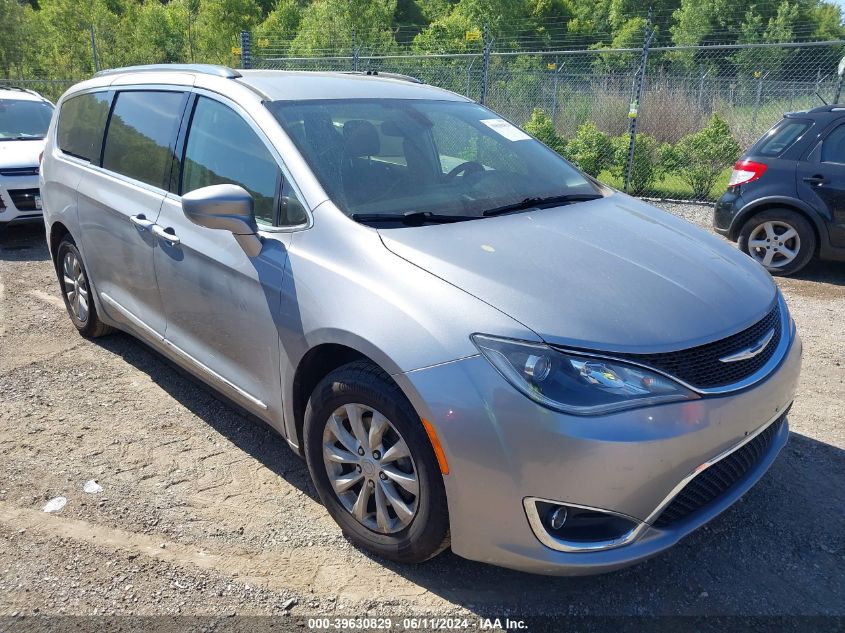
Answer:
[181,184,262,257]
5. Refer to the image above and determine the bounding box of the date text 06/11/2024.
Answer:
[306,617,528,630]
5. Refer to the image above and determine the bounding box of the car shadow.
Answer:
[0,222,50,262]
[784,258,845,287]
[90,330,844,617]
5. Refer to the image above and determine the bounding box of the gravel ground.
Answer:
[0,205,843,623]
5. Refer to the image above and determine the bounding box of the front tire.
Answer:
[738,209,815,276]
[55,236,114,338]
[303,360,450,563]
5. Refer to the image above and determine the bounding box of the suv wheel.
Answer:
[56,237,114,337]
[303,360,450,563]
[738,209,815,276]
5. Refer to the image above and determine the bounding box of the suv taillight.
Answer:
[728,160,767,187]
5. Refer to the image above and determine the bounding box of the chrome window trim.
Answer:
[554,293,791,396]
[524,407,789,553]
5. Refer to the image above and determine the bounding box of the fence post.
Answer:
[480,22,492,105]
[751,72,767,133]
[89,24,100,73]
[352,29,359,71]
[240,30,252,69]
[551,57,562,124]
[623,12,654,195]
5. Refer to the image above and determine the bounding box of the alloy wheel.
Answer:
[62,250,89,323]
[747,220,801,269]
[322,403,419,534]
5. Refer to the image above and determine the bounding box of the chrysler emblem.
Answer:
[719,328,775,363]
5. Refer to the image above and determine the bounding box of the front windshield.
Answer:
[267,99,601,223]
[0,99,54,140]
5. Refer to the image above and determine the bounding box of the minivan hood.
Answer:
[0,139,44,168]
[379,194,777,353]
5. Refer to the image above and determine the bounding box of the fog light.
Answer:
[547,506,567,530]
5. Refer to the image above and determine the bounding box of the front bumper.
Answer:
[395,328,802,575]
[0,172,43,224]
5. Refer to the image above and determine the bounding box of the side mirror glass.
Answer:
[181,184,262,256]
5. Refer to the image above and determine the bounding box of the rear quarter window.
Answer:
[57,92,112,162]
[753,119,811,157]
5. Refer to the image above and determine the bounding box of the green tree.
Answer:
[256,0,305,49]
[664,114,739,198]
[523,108,565,154]
[194,0,262,65]
[289,0,397,56]
[0,0,27,77]
[563,122,612,176]
[731,2,799,77]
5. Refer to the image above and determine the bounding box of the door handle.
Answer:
[151,224,180,245]
[129,214,155,230]
[803,175,829,186]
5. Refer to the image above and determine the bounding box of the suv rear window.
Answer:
[57,92,111,162]
[754,119,810,157]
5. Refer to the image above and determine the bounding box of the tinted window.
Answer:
[0,99,53,140]
[57,92,111,162]
[821,125,845,163]
[755,120,810,157]
[268,99,598,222]
[182,97,280,225]
[102,91,185,188]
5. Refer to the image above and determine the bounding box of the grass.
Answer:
[596,166,733,201]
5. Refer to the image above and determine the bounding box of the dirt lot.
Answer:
[0,206,843,622]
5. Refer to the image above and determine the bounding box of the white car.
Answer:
[0,87,54,225]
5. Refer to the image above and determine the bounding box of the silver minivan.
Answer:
[41,64,801,575]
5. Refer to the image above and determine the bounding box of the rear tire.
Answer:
[303,360,450,564]
[55,236,114,338]
[738,209,815,276]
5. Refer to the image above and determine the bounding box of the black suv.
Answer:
[715,105,845,275]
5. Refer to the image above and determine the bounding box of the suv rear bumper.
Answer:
[714,190,743,239]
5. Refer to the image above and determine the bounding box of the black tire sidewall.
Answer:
[738,209,816,276]
[56,237,97,335]
[303,362,449,563]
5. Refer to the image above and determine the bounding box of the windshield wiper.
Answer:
[2,136,45,141]
[351,211,479,225]
[482,193,603,217]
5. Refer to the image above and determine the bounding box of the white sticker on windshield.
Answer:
[480,118,531,141]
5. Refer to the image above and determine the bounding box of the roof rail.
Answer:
[95,64,242,79]
[341,70,422,84]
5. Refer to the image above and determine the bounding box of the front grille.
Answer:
[654,415,785,528]
[8,188,41,211]
[0,166,39,177]
[616,303,781,389]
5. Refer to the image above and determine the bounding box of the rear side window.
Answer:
[102,91,185,189]
[181,97,280,225]
[754,120,810,157]
[821,125,845,163]
[57,92,111,162]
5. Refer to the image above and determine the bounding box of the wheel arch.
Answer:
[48,221,72,267]
[289,342,406,454]
[732,197,826,252]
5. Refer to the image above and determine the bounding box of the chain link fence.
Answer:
[5,37,845,204]
[250,38,845,202]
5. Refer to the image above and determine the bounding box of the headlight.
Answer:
[472,334,699,415]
